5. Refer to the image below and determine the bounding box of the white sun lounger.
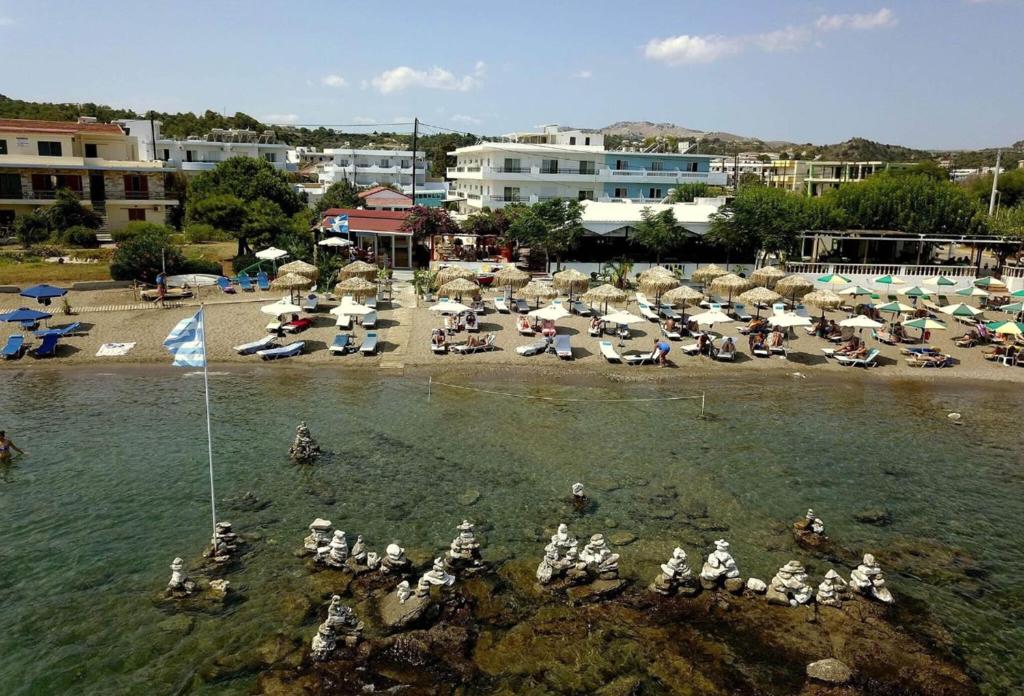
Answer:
[836,348,879,368]
[335,313,353,329]
[234,335,277,355]
[494,297,510,313]
[451,334,496,354]
[517,320,535,336]
[361,311,377,329]
[516,339,548,356]
[661,326,682,341]
[599,340,621,363]
[303,294,319,312]
[680,343,700,355]
[360,332,379,355]
[624,350,657,366]
[715,344,736,361]
[637,302,660,322]
[329,334,354,355]
[659,304,682,321]
[257,341,304,360]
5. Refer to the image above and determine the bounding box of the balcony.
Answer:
[447,166,725,186]
[124,190,150,200]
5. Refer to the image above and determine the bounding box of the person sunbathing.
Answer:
[892,324,906,342]
[517,316,531,332]
[719,337,736,356]
[431,329,447,347]
[835,337,861,357]
[767,329,784,348]
[664,318,678,333]
[465,335,483,348]
[541,320,557,338]
[752,336,767,353]
[848,345,869,359]
[590,316,602,332]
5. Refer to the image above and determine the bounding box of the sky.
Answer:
[0,0,1021,149]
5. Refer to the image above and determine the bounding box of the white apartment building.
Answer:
[119,119,292,174]
[709,153,774,186]
[318,148,427,191]
[447,125,726,211]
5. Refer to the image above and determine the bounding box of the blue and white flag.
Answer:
[163,308,207,367]
[332,214,349,234]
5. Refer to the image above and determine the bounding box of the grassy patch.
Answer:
[0,260,112,285]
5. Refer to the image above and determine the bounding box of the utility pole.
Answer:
[411,117,419,207]
[989,149,1001,216]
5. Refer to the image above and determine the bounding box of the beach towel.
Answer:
[96,342,137,357]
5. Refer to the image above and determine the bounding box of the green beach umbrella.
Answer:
[1011,289,1024,298]
[921,275,958,287]
[838,285,873,296]
[817,273,851,285]
[898,286,931,298]
[974,276,1007,290]
[874,274,905,286]
[877,301,916,314]
[986,321,1024,337]
[956,286,989,298]
[903,317,946,331]
[939,303,984,318]
[1001,301,1024,314]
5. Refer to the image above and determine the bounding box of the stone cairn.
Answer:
[765,560,814,606]
[381,543,411,576]
[571,482,589,512]
[416,557,456,598]
[288,421,322,464]
[311,595,363,660]
[443,520,485,574]
[165,557,197,598]
[805,509,825,535]
[793,508,829,548]
[304,518,333,554]
[351,535,367,565]
[699,539,742,592]
[580,534,620,580]
[849,554,894,604]
[650,547,699,596]
[208,521,238,563]
[816,569,848,607]
[396,580,412,604]
[322,530,349,569]
[536,523,585,586]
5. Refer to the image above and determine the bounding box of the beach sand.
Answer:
[1,282,1021,384]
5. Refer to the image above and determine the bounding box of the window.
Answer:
[648,188,663,199]
[0,173,21,197]
[579,161,595,175]
[0,139,7,155]
[503,187,520,202]
[264,152,277,163]
[569,136,576,145]
[503,158,521,173]
[615,160,628,171]
[162,148,170,160]
[37,141,63,157]
[31,173,82,195]
[650,161,663,171]
[185,150,194,162]
[85,143,98,158]
[123,174,149,199]
[577,190,594,201]
[379,159,390,168]
[686,161,699,172]
[584,137,591,146]
[128,209,146,221]
[541,159,558,174]
[614,188,628,198]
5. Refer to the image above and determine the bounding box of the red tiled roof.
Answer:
[0,118,125,135]
[321,207,410,234]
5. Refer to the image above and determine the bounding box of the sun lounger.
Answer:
[732,304,752,322]
[365,297,377,310]
[361,311,378,329]
[465,314,479,333]
[303,294,319,312]
[451,333,496,354]
[588,322,602,337]
[794,304,810,318]
[431,337,448,354]
[257,341,304,360]
[335,313,352,329]
[217,277,235,294]
[34,322,82,338]
[470,299,486,315]
[516,339,548,356]
[905,353,952,368]
[236,274,254,292]
[872,329,897,345]
[517,319,535,336]
[752,345,771,358]
[283,318,313,333]
[772,303,786,315]
[599,340,621,362]
[360,332,379,355]
[661,325,682,341]
[901,346,940,356]
[31,333,59,357]
[637,302,660,322]
[837,348,880,368]
[680,343,700,355]
[821,348,836,358]
[234,335,277,355]
[3,334,25,359]
[265,321,283,334]
[513,298,530,313]
[494,297,510,313]
[715,343,737,361]
[256,272,270,290]
[624,350,657,365]
[570,300,591,316]
[659,304,682,321]
[554,334,573,359]
[329,334,354,355]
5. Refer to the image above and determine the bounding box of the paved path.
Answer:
[378,282,415,370]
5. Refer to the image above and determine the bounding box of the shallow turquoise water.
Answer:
[0,367,1022,694]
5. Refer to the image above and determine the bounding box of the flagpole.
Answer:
[198,306,217,539]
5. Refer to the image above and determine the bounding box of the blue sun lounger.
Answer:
[330,333,354,355]
[217,277,235,293]
[34,322,81,338]
[234,335,277,355]
[236,274,254,292]
[554,334,573,359]
[513,298,530,313]
[360,332,379,355]
[257,341,304,360]
[2,334,25,359]
[256,271,270,291]
[31,333,60,357]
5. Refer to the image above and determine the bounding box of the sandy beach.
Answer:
[2,281,1022,385]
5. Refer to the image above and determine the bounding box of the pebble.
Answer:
[609,532,636,546]
[746,578,767,593]
[458,490,481,506]
[806,658,853,685]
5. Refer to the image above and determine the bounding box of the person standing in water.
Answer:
[0,431,24,461]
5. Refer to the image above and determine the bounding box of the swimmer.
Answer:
[0,430,24,462]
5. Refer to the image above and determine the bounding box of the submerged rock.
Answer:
[853,508,892,526]
[806,657,853,684]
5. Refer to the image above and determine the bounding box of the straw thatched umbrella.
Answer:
[334,276,378,301]
[552,268,589,302]
[520,280,558,308]
[750,265,785,289]
[271,272,315,302]
[438,277,481,300]
[582,283,627,314]
[803,289,843,318]
[434,266,476,289]
[278,260,319,281]
[775,275,814,304]
[639,273,680,304]
[709,273,753,304]
[639,265,676,280]
[339,260,379,281]
[739,286,782,318]
[493,265,530,298]
[662,285,703,308]
[691,264,728,286]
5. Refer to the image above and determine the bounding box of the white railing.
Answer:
[785,262,978,278]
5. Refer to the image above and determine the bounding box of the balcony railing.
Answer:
[28,190,75,199]
[493,167,529,173]
[784,262,979,279]
[124,191,150,200]
[0,190,23,200]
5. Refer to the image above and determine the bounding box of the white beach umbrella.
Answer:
[255,246,289,261]
[839,315,884,329]
[319,236,353,247]
[600,311,645,325]
[428,300,472,314]
[331,301,373,316]
[939,303,984,318]
[528,304,571,321]
[261,300,302,317]
[769,313,813,328]
[689,309,734,326]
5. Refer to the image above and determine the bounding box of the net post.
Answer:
[701,392,705,418]
[428,375,432,402]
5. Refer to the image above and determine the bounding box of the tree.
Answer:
[988,204,1024,266]
[189,194,248,254]
[708,186,815,264]
[738,172,764,187]
[47,189,102,231]
[316,179,362,213]
[164,171,189,230]
[668,182,724,203]
[461,208,511,240]
[240,199,290,252]
[14,210,51,247]
[400,205,459,241]
[532,199,584,270]
[962,169,1024,209]
[632,207,687,263]
[109,227,185,282]
[187,157,303,232]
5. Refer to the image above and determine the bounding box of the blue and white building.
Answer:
[446,125,726,211]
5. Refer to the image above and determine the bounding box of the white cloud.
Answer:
[370,62,485,94]
[0,16,14,26]
[816,8,896,31]
[646,8,895,65]
[571,69,593,79]
[262,113,300,125]
[451,114,482,126]
[321,74,347,88]
[351,116,377,125]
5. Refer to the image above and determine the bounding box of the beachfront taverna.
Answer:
[446,125,727,211]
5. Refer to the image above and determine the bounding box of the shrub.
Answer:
[183,223,231,244]
[55,225,100,248]
[231,253,257,274]
[71,248,114,262]
[27,244,66,258]
[182,257,224,275]
[14,211,52,247]
[47,189,102,231]
[110,229,185,283]
[111,221,172,243]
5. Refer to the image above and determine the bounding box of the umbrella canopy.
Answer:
[334,276,378,300]
[261,300,302,317]
[438,277,481,299]
[921,275,958,287]
[708,273,752,303]
[898,286,931,298]
[583,283,627,304]
[330,300,374,316]
[750,265,786,288]
[19,284,68,304]
[600,311,645,325]
[492,265,531,291]
[974,276,1007,289]
[639,274,680,297]
[270,272,314,291]
[428,300,472,314]
[902,317,946,330]
[278,260,319,281]
[802,290,842,312]
[662,285,704,307]
[434,266,477,288]
[1011,288,1024,298]
[339,260,379,281]
[939,303,984,318]
[837,285,874,296]
[1001,301,1024,314]
[639,265,676,280]
[956,286,989,298]
[528,304,571,321]
[876,301,917,314]
[255,246,289,261]
[817,273,851,285]
[769,313,813,328]
[689,309,733,326]
[318,236,352,247]
[873,274,905,286]
[739,286,782,307]
[552,268,590,294]
[691,264,728,284]
[774,275,814,301]
[0,307,52,323]
[987,320,1024,336]
[839,315,884,328]
[519,280,558,306]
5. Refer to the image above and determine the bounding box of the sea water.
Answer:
[0,367,1021,694]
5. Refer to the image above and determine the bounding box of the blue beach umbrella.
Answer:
[0,307,52,326]
[19,284,68,306]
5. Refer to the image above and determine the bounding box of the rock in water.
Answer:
[288,421,322,464]
[806,658,853,684]
[853,508,892,526]
[458,489,481,506]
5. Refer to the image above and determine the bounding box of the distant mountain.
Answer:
[600,121,708,140]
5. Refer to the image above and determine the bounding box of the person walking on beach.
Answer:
[0,431,24,462]
[155,271,167,304]
[654,338,671,367]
